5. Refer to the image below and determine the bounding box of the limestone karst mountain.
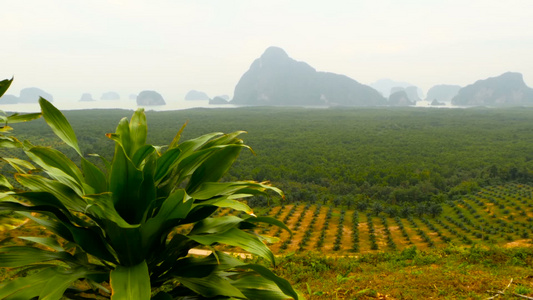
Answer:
[231,47,385,106]
[185,90,210,100]
[79,93,95,102]
[209,96,230,105]
[19,87,53,103]
[101,91,120,100]
[388,90,415,106]
[370,79,412,98]
[452,72,533,106]
[0,87,54,103]
[136,90,166,106]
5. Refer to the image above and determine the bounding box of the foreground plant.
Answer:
[0,79,298,299]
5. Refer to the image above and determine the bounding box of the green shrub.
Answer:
[0,80,298,299]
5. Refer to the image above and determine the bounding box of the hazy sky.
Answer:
[2,0,532,103]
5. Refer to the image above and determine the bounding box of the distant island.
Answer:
[209,96,230,105]
[79,93,95,102]
[136,90,165,106]
[231,47,386,106]
[101,91,120,100]
[185,90,209,100]
[0,87,54,103]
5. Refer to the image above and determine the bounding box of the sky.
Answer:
[2,0,532,104]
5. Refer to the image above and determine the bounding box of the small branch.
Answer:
[512,293,533,300]
[485,278,533,300]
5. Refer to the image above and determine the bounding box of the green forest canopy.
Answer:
[3,106,533,216]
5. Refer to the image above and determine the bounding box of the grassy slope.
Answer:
[275,246,533,299]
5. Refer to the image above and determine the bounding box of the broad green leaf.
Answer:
[232,274,295,300]
[195,198,254,215]
[189,181,281,200]
[178,132,223,157]
[154,147,182,182]
[2,157,36,174]
[11,192,73,219]
[139,154,157,223]
[85,193,135,228]
[25,146,84,193]
[18,237,64,252]
[39,97,82,156]
[131,144,155,167]
[141,189,192,247]
[176,272,246,299]
[149,234,197,281]
[0,136,22,148]
[81,157,108,193]
[202,130,246,149]
[188,227,275,265]
[0,174,13,190]
[181,205,218,225]
[0,77,13,98]
[0,125,13,132]
[0,246,76,268]
[189,215,243,235]
[26,146,83,180]
[110,260,151,300]
[6,112,41,124]
[16,211,74,242]
[19,207,118,264]
[89,153,112,173]
[236,264,299,300]
[109,144,145,224]
[152,291,173,300]
[0,267,53,299]
[186,145,244,193]
[92,215,143,265]
[114,117,133,157]
[39,267,90,300]
[171,146,224,185]
[167,256,218,278]
[16,174,87,212]
[129,108,147,157]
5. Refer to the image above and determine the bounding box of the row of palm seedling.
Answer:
[351,211,360,252]
[406,215,436,247]
[333,210,346,251]
[297,204,322,251]
[367,213,379,250]
[420,217,451,243]
[315,206,333,250]
[250,184,533,254]
[394,216,413,245]
[279,203,312,251]
[380,215,397,250]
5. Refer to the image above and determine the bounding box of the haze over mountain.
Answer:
[101,91,120,100]
[79,93,95,102]
[209,96,230,105]
[452,72,533,106]
[426,85,462,103]
[370,79,412,98]
[388,90,415,106]
[231,47,385,106]
[185,90,210,101]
